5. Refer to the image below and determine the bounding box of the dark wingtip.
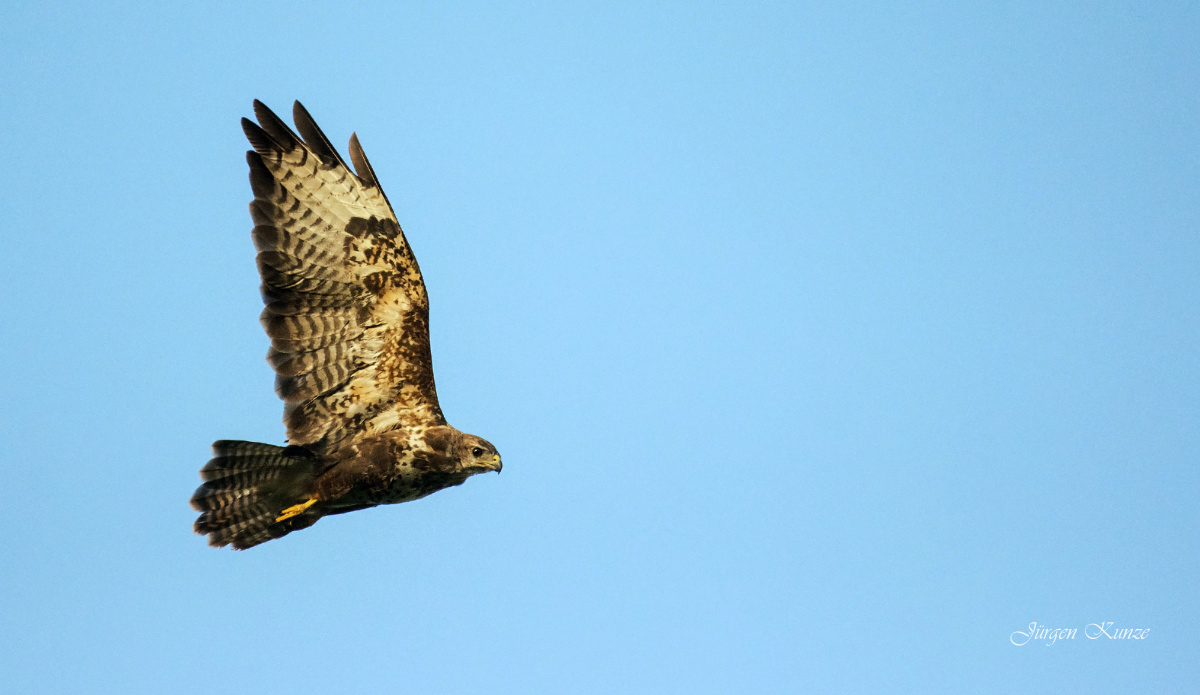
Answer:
[348,132,380,188]
[292,100,348,168]
[242,117,278,156]
[253,101,303,152]
[245,150,278,198]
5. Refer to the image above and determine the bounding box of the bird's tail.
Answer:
[190,440,321,550]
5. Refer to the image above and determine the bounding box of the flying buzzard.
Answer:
[190,100,501,550]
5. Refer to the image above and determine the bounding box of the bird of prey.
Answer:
[190,100,501,550]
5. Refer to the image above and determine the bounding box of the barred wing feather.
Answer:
[242,100,444,454]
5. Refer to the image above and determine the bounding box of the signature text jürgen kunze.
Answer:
[1009,621,1150,646]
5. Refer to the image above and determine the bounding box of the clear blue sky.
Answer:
[1,2,1196,692]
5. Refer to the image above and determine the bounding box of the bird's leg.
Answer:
[276,498,317,522]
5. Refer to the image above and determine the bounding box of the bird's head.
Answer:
[457,433,502,474]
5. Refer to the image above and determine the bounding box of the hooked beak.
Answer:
[491,453,503,474]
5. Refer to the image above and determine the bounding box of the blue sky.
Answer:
[1,1,1196,692]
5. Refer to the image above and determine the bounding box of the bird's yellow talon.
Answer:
[276,498,317,522]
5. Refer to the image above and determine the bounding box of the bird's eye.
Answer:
[471,447,483,457]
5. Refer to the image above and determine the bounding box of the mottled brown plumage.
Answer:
[190,100,500,550]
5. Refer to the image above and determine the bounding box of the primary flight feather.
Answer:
[190,100,500,550]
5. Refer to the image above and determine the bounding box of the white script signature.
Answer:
[1010,621,1150,646]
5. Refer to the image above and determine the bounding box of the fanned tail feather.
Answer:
[190,441,321,549]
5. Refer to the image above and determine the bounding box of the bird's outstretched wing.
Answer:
[242,100,444,454]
